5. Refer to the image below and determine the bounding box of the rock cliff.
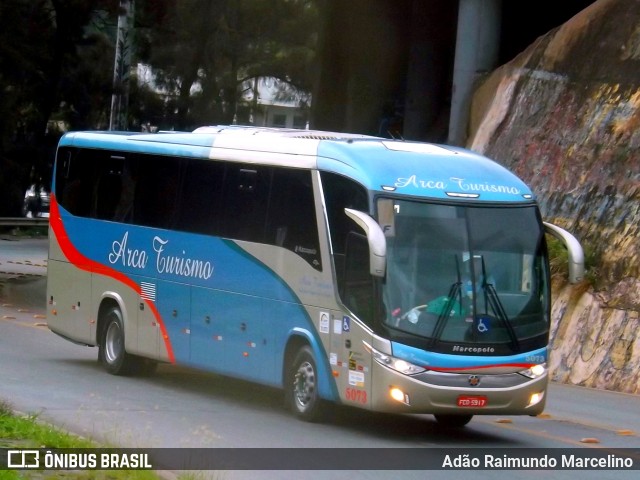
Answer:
[468,0,640,393]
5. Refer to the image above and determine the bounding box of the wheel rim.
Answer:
[293,360,316,411]
[104,319,123,365]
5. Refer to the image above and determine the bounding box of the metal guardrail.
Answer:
[0,217,49,227]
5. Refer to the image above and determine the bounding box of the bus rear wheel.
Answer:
[288,346,324,422]
[434,414,473,428]
[99,306,136,376]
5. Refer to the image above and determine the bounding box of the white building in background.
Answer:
[244,77,310,129]
[136,65,310,130]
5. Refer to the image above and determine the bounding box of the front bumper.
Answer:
[370,361,548,416]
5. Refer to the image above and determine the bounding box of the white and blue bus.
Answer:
[47,125,583,427]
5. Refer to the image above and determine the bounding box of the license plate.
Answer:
[457,395,488,407]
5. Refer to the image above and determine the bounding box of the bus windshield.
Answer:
[379,199,549,354]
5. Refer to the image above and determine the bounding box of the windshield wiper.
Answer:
[429,281,461,347]
[430,255,464,346]
[483,280,519,350]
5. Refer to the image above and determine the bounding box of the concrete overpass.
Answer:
[311,0,596,145]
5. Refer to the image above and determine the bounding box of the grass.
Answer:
[546,235,599,287]
[0,399,163,480]
[0,226,48,239]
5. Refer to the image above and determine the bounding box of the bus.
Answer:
[46,125,584,427]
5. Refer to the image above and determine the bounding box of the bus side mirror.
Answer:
[543,222,585,284]
[344,208,387,277]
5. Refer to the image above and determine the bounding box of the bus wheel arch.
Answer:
[283,336,326,422]
[97,298,120,362]
[97,299,137,375]
[96,297,157,376]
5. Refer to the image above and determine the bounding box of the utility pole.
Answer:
[109,0,135,131]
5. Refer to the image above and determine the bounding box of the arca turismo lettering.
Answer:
[108,231,214,280]
[395,175,447,190]
[394,175,520,195]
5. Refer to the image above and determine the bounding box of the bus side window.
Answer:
[113,157,138,224]
[343,232,374,323]
[175,159,225,236]
[222,165,271,243]
[266,168,321,270]
[320,171,369,285]
[134,155,183,229]
[94,155,124,221]
[56,148,95,218]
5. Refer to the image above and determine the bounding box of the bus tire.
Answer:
[288,345,324,422]
[434,414,473,428]
[99,306,136,376]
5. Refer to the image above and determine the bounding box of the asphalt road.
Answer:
[1,235,639,479]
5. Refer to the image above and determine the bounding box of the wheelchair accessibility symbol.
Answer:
[477,317,489,333]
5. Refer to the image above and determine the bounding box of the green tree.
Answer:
[0,0,318,214]
[0,0,117,214]
[138,0,318,130]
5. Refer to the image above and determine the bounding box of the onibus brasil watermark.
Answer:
[5,449,151,470]
[3,448,638,471]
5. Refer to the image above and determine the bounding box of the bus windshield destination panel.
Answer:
[46,126,584,427]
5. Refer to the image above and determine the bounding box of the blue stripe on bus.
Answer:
[390,342,547,370]
[59,207,338,400]
[317,140,534,201]
[61,214,295,300]
[59,131,215,158]
[58,132,534,202]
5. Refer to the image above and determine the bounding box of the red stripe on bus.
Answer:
[49,194,176,363]
[428,363,535,372]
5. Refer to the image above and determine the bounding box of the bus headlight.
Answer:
[363,342,426,375]
[527,391,545,408]
[519,363,546,379]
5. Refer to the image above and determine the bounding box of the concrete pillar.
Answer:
[403,0,457,142]
[312,0,410,135]
[448,0,501,146]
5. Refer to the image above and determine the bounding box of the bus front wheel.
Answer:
[99,306,136,376]
[434,414,473,428]
[288,346,324,422]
